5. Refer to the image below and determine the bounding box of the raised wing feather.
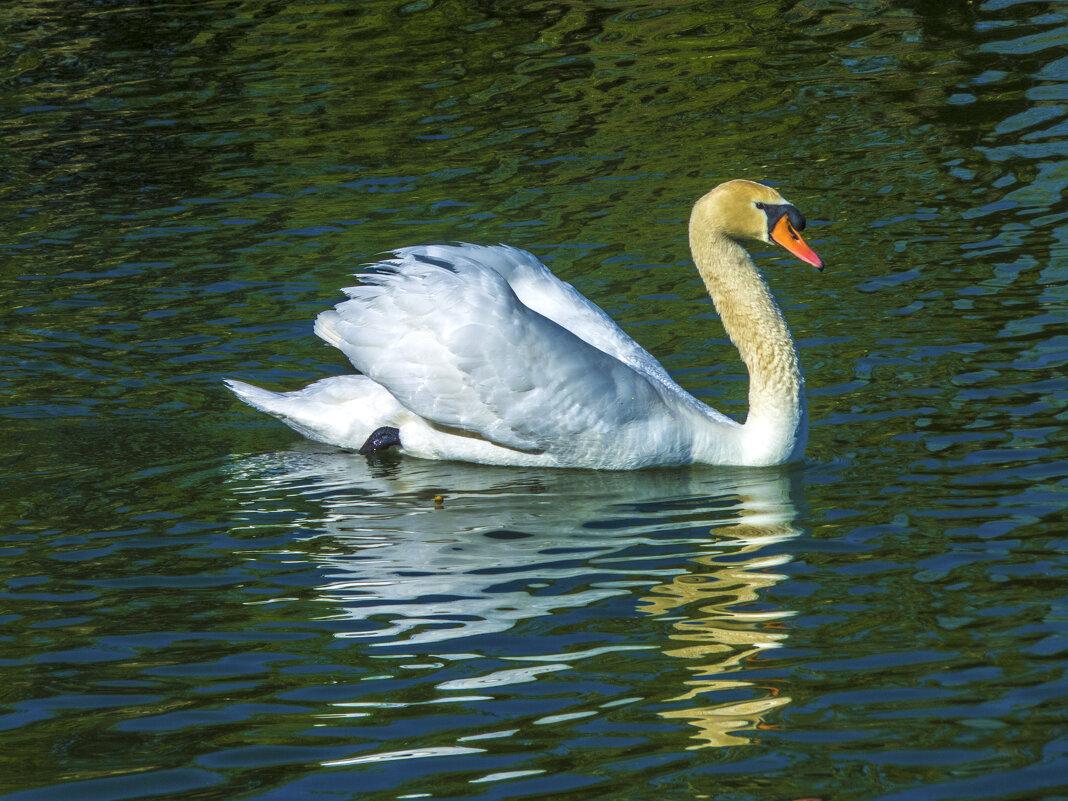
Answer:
[315,247,687,455]
[395,245,673,380]
[387,245,734,425]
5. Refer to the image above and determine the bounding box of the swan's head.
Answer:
[692,179,823,270]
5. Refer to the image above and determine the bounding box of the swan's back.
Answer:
[420,245,676,385]
[347,245,732,418]
[313,244,734,468]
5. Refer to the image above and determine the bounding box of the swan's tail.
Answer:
[225,379,293,417]
[225,376,403,450]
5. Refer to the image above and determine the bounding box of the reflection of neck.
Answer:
[689,226,807,464]
[641,469,800,748]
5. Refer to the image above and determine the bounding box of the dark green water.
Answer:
[3,1,1067,799]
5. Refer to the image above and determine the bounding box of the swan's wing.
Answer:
[394,244,678,387]
[314,249,684,454]
[390,245,734,427]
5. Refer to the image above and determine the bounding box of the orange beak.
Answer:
[770,216,823,270]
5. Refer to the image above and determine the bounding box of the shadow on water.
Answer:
[226,446,806,752]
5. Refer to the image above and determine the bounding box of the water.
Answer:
[2,0,1067,798]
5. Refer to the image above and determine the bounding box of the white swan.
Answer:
[226,179,823,469]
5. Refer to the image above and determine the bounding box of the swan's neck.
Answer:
[690,226,807,465]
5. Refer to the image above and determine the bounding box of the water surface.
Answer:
[2,1,1067,799]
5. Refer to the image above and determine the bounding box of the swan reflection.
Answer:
[638,479,800,748]
[228,445,803,748]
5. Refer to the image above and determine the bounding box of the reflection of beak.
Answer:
[770,216,823,271]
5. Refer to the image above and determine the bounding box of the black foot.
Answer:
[359,426,401,455]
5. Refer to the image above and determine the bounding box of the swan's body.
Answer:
[226,180,823,469]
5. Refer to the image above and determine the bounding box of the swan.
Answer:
[225,179,823,470]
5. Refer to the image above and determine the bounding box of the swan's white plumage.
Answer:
[227,180,820,469]
[309,245,732,468]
